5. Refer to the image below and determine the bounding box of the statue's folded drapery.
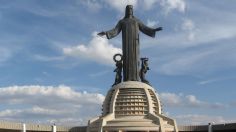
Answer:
[105,18,156,81]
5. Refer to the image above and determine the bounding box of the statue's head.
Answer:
[125,5,133,18]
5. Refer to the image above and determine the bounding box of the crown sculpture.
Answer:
[87,5,178,132]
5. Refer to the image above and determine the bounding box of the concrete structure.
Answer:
[53,125,57,132]
[23,123,26,132]
[87,81,178,132]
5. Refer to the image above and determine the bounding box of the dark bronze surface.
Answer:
[98,5,162,82]
[112,54,123,86]
[140,58,150,85]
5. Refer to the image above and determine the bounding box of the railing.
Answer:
[0,120,71,132]
[1,120,236,132]
[178,123,236,132]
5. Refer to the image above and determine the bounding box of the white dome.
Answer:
[88,81,178,132]
[102,81,162,117]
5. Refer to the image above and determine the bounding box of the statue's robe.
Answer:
[106,17,156,81]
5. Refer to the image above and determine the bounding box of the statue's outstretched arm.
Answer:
[155,27,163,32]
[98,20,122,39]
[98,32,106,36]
[138,19,162,37]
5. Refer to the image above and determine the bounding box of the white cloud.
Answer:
[181,18,196,41]
[63,32,122,65]
[185,95,202,107]
[160,92,225,108]
[197,77,234,85]
[199,79,217,85]
[160,0,186,14]
[160,92,203,107]
[176,114,231,125]
[104,0,137,12]
[140,0,158,10]
[0,85,105,125]
[182,19,195,31]
[80,0,102,12]
[160,93,182,106]
[147,19,158,27]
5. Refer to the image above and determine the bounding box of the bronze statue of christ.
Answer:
[98,5,162,81]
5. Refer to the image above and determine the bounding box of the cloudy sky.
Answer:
[0,0,236,126]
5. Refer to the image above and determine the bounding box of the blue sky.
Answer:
[0,0,236,126]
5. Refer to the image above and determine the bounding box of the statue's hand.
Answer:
[97,31,106,36]
[155,27,163,31]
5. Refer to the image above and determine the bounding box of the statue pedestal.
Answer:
[87,81,178,132]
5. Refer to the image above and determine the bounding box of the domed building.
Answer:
[87,81,178,132]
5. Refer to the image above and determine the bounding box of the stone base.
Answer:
[87,81,178,132]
